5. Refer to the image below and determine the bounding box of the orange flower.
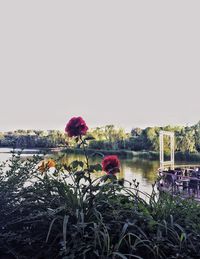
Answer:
[38,159,56,173]
[47,159,56,168]
[38,161,46,173]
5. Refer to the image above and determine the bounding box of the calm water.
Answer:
[1,148,199,196]
[0,148,159,195]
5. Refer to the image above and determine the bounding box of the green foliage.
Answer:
[1,143,200,258]
[0,129,68,148]
[89,122,200,155]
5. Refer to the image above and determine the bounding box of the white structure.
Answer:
[159,131,175,170]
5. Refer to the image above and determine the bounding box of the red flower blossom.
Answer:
[102,155,120,175]
[65,117,88,137]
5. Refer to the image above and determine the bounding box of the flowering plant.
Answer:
[0,117,167,259]
[65,116,88,137]
[63,117,122,209]
[38,159,56,174]
[102,155,120,174]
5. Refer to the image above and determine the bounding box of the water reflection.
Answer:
[55,153,159,195]
[0,149,198,196]
[0,149,165,195]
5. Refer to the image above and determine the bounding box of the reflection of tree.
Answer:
[57,153,86,165]
[120,159,158,183]
[57,154,158,184]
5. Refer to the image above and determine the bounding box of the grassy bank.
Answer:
[63,147,159,160]
[63,147,200,162]
[175,151,200,162]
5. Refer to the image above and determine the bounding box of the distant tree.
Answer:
[131,128,142,137]
[193,121,200,152]
[176,127,196,153]
[0,122,199,153]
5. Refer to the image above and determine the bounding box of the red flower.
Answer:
[102,155,120,175]
[65,117,88,137]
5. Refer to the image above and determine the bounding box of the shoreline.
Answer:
[0,146,200,162]
[63,148,200,162]
[63,147,158,159]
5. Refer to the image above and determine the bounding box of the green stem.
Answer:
[80,136,93,206]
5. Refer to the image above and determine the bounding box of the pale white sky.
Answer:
[0,1,199,132]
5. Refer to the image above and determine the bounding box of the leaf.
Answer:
[91,152,104,158]
[94,164,102,171]
[70,160,79,169]
[74,171,84,176]
[84,136,95,141]
[77,143,82,148]
[107,174,117,181]
[70,160,84,169]
[46,217,59,243]
[100,174,117,182]
[180,232,186,242]
[78,161,84,168]
[63,215,69,251]
[120,223,129,238]
[89,164,102,172]
[75,137,79,143]
[112,252,127,259]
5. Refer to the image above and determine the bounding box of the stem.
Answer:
[63,160,82,201]
[80,136,93,206]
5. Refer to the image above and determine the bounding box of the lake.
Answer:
[0,147,160,195]
[2,148,200,195]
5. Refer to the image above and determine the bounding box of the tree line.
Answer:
[88,123,200,154]
[0,122,200,153]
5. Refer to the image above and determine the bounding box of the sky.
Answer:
[0,1,200,132]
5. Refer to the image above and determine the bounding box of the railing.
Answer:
[158,164,200,172]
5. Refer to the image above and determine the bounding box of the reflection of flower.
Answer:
[102,155,120,175]
[65,117,88,137]
[38,159,56,173]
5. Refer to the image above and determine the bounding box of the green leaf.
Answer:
[84,136,95,141]
[71,160,79,169]
[75,137,79,143]
[89,164,102,172]
[91,152,104,158]
[70,160,84,169]
[112,252,127,259]
[180,232,186,242]
[46,217,59,243]
[63,215,69,251]
[100,174,117,182]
